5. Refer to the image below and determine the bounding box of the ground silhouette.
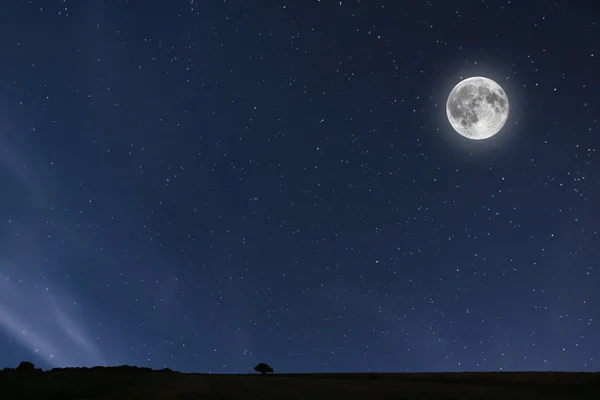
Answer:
[0,361,598,399]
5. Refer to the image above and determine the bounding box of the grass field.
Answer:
[1,367,599,399]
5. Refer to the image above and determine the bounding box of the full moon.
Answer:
[446,76,509,140]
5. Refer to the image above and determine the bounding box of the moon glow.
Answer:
[446,77,509,140]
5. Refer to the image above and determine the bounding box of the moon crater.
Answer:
[446,77,509,140]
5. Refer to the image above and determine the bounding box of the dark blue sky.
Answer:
[0,0,598,373]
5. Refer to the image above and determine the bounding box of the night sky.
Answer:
[0,1,598,374]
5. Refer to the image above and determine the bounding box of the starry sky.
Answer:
[0,0,598,374]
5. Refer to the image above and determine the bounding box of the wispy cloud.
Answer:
[0,271,106,368]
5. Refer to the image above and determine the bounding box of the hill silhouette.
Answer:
[0,362,598,399]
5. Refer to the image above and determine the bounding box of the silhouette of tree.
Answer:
[17,361,37,372]
[253,362,274,375]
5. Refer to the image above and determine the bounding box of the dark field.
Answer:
[1,367,599,399]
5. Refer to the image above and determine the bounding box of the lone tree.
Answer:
[253,362,274,375]
[16,361,37,372]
